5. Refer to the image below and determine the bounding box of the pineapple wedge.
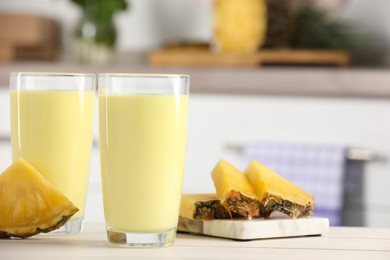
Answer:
[0,158,79,238]
[180,193,240,220]
[211,160,260,219]
[245,160,314,218]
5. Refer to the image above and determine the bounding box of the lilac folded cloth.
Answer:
[243,141,347,226]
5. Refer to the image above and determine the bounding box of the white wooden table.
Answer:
[1,223,390,259]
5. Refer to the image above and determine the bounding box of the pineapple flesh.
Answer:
[211,160,260,219]
[244,160,314,218]
[0,158,79,238]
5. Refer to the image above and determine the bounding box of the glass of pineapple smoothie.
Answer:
[98,73,189,247]
[10,72,95,235]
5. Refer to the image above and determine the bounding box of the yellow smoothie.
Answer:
[11,90,95,219]
[99,94,188,232]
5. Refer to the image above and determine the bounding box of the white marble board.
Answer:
[178,215,329,240]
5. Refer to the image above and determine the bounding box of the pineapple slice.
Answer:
[211,160,260,219]
[180,193,240,220]
[0,158,79,238]
[244,160,314,218]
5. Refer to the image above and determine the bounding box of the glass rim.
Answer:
[10,72,96,78]
[98,73,189,79]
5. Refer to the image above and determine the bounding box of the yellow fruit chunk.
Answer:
[0,158,79,238]
[244,160,314,218]
[211,160,260,219]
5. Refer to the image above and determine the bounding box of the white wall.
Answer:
[341,0,390,42]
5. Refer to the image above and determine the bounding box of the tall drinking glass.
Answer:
[98,73,189,247]
[10,72,95,235]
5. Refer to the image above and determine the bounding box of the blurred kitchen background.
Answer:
[1,0,390,227]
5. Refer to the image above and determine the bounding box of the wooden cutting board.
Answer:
[149,49,350,67]
[178,215,329,241]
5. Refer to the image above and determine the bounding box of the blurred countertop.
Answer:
[1,61,390,99]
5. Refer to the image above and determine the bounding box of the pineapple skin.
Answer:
[211,160,260,219]
[244,160,314,218]
[0,158,78,238]
[180,193,241,220]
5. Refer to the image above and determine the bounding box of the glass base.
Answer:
[46,218,83,235]
[106,227,177,248]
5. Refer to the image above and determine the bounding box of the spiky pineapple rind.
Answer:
[223,190,261,219]
[181,194,242,220]
[0,208,78,239]
[194,200,240,220]
[261,194,313,219]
